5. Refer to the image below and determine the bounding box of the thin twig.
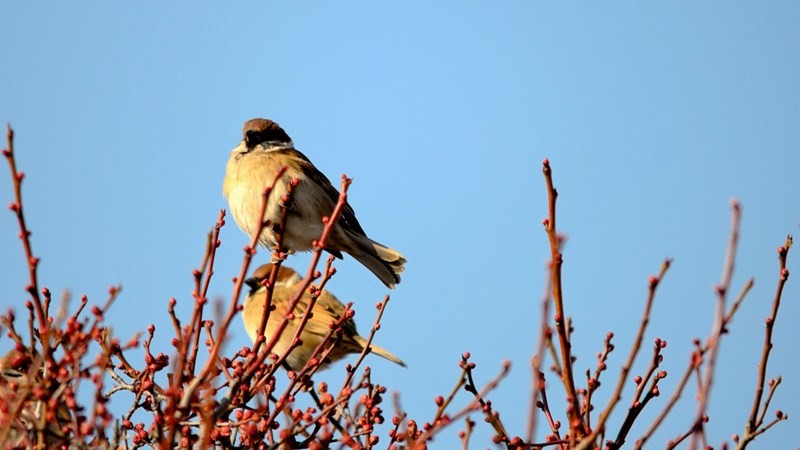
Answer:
[528,269,553,443]
[585,332,615,433]
[610,341,667,449]
[737,236,792,449]
[635,348,699,449]
[690,201,741,449]
[535,370,565,448]
[576,259,670,450]
[212,175,352,431]
[3,125,45,331]
[541,159,585,439]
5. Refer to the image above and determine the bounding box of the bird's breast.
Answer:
[224,151,293,243]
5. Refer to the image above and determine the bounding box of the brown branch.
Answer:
[737,235,792,449]
[666,420,701,450]
[535,370,565,449]
[636,275,753,448]
[3,125,46,332]
[344,297,391,385]
[193,168,289,420]
[251,176,297,358]
[169,170,289,448]
[635,344,700,449]
[528,269,553,443]
[428,356,468,433]
[546,334,563,378]
[585,332,615,433]
[690,201,742,449]
[187,211,227,375]
[575,259,670,450]
[541,158,585,439]
[414,357,511,445]
[464,358,511,445]
[741,409,787,443]
[610,340,667,449]
[215,167,289,372]
[335,294,394,416]
[252,175,346,373]
[264,302,356,431]
[266,258,340,385]
[211,175,352,430]
[163,210,227,448]
[755,377,780,429]
[387,410,407,449]
[460,418,475,450]
[724,278,755,325]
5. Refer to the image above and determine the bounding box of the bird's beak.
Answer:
[244,276,262,292]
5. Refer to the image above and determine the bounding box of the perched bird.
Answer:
[223,118,406,289]
[242,264,406,371]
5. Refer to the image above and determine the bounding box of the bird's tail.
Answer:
[356,337,407,367]
[346,233,406,289]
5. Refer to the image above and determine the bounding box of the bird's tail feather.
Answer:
[347,233,406,289]
[356,337,406,367]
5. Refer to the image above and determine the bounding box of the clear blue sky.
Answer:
[2,3,799,448]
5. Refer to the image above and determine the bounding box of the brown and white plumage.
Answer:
[223,118,406,288]
[242,264,406,371]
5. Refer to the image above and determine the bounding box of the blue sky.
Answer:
[2,2,799,448]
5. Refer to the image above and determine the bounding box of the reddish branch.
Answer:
[541,159,586,439]
[206,166,290,380]
[575,259,671,450]
[535,371,565,447]
[411,355,511,447]
[161,208,228,448]
[689,201,742,449]
[459,417,475,450]
[188,211,228,374]
[254,175,348,368]
[634,344,700,449]
[528,271,553,443]
[0,133,123,445]
[5,134,794,448]
[3,126,47,335]
[283,296,397,448]
[635,279,753,449]
[227,176,352,410]
[204,175,352,442]
[737,236,792,449]
[584,332,615,433]
[250,175,296,358]
[610,339,668,448]
[180,168,289,432]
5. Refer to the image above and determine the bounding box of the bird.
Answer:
[242,263,406,371]
[223,118,406,289]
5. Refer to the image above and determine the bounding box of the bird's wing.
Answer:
[284,148,367,236]
[292,292,360,339]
